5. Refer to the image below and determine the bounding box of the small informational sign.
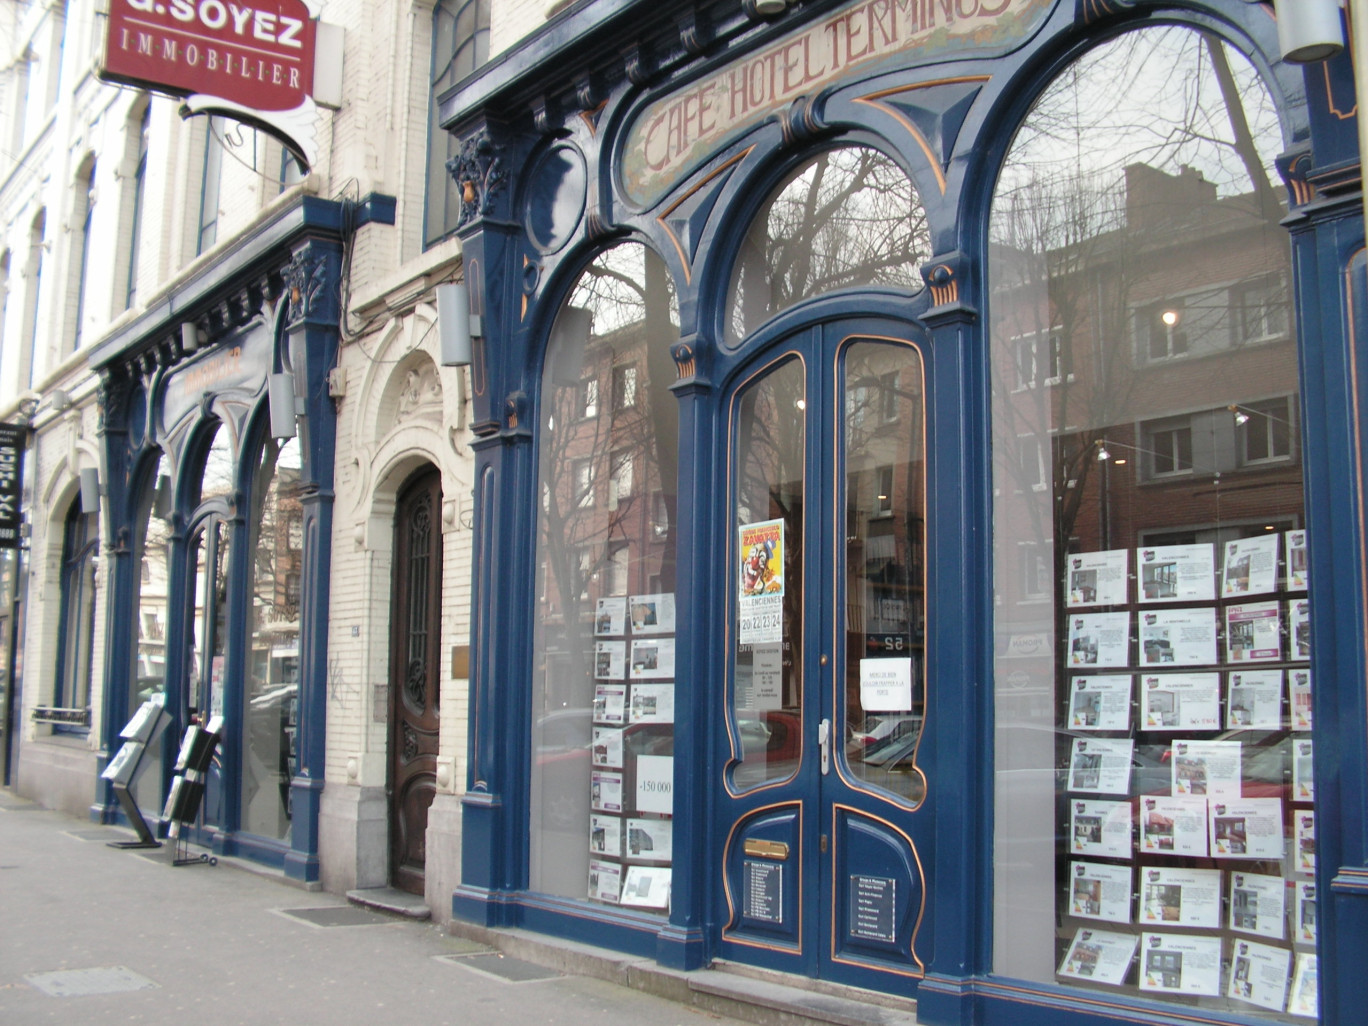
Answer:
[738,519,784,645]
[848,875,896,943]
[749,644,784,711]
[595,597,627,636]
[634,755,673,814]
[744,859,783,924]
[859,657,912,712]
[628,593,675,635]
[0,423,26,549]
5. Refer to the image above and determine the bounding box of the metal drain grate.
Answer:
[436,952,563,983]
[25,966,158,997]
[276,906,392,928]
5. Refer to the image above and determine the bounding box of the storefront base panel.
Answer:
[319,785,388,895]
[14,740,98,821]
[424,793,463,926]
[970,979,1289,1026]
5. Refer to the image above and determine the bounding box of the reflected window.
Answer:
[198,424,236,504]
[989,28,1310,1020]
[425,0,490,245]
[132,456,171,809]
[529,243,680,908]
[244,436,302,840]
[55,499,98,727]
[726,147,929,346]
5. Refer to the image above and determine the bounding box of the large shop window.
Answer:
[530,243,680,911]
[726,147,929,347]
[244,437,302,841]
[132,452,171,811]
[55,499,99,729]
[989,27,1315,1020]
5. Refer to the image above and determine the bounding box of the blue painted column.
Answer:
[282,236,344,883]
[656,336,714,970]
[913,253,990,1026]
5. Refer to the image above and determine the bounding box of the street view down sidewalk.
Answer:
[0,791,745,1026]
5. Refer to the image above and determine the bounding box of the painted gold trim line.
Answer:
[656,148,755,285]
[852,77,989,197]
[829,803,927,976]
[721,800,804,953]
[1345,252,1368,749]
[723,350,809,801]
[831,333,929,811]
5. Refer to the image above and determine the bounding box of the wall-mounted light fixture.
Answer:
[269,371,303,439]
[1274,0,1344,63]
[181,321,203,354]
[436,281,481,368]
[153,473,173,519]
[47,389,71,413]
[1229,404,1250,427]
[79,467,101,514]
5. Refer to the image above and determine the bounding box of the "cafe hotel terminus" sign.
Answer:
[622,0,1051,205]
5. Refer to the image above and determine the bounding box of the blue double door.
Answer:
[715,315,936,993]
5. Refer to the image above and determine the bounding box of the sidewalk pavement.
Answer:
[0,791,745,1026]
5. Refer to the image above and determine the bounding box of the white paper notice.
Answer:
[1285,530,1309,592]
[1228,939,1292,1012]
[1067,549,1130,607]
[1226,602,1282,663]
[1139,608,1217,666]
[1291,669,1313,730]
[595,641,626,680]
[1140,867,1221,928]
[630,638,675,679]
[1139,933,1221,995]
[860,657,913,712]
[1209,798,1285,859]
[1223,535,1279,597]
[748,644,783,711]
[1295,881,1318,944]
[592,727,624,768]
[1230,871,1287,940]
[588,858,621,903]
[628,593,676,635]
[1140,795,1209,857]
[1138,544,1216,603]
[1070,861,1132,924]
[1068,612,1130,667]
[620,865,671,908]
[1068,737,1135,794]
[1057,928,1138,986]
[1288,598,1311,660]
[1288,953,1318,1018]
[595,597,627,636]
[1227,670,1284,730]
[625,817,673,861]
[635,755,674,815]
[1070,799,1133,859]
[629,683,675,724]
[1141,673,1220,730]
[1293,810,1316,873]
[591,771,624,813]
[1293,739,1315,802]
[1172,739,1242,799]
[589,814,622,857]
[1069,675,1133,730]
[593,683,627,724]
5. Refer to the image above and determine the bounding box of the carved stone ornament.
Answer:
[396,363,444,421]
[447,129,508,229]
[285,248,334,329]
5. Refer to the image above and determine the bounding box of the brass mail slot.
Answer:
[743,839,790,860]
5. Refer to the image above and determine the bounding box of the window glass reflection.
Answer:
[198,424,235,504]
[529,244,680,909]
[726,147,930,346]
[132,455,171,811]
[989,28,1308,1019]
[243,436,301,841]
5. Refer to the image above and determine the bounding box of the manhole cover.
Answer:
[25,966,158,997]
[436,952,562,983]
[276,906,391,928]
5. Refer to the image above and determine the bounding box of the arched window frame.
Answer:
[424,0,490,247]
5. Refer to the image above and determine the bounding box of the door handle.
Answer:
[818,718,831,776]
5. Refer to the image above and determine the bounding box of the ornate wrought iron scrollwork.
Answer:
[447,129,508,229]
[405,658,426,708]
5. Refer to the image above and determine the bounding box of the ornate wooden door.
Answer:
[389,467,443,894]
